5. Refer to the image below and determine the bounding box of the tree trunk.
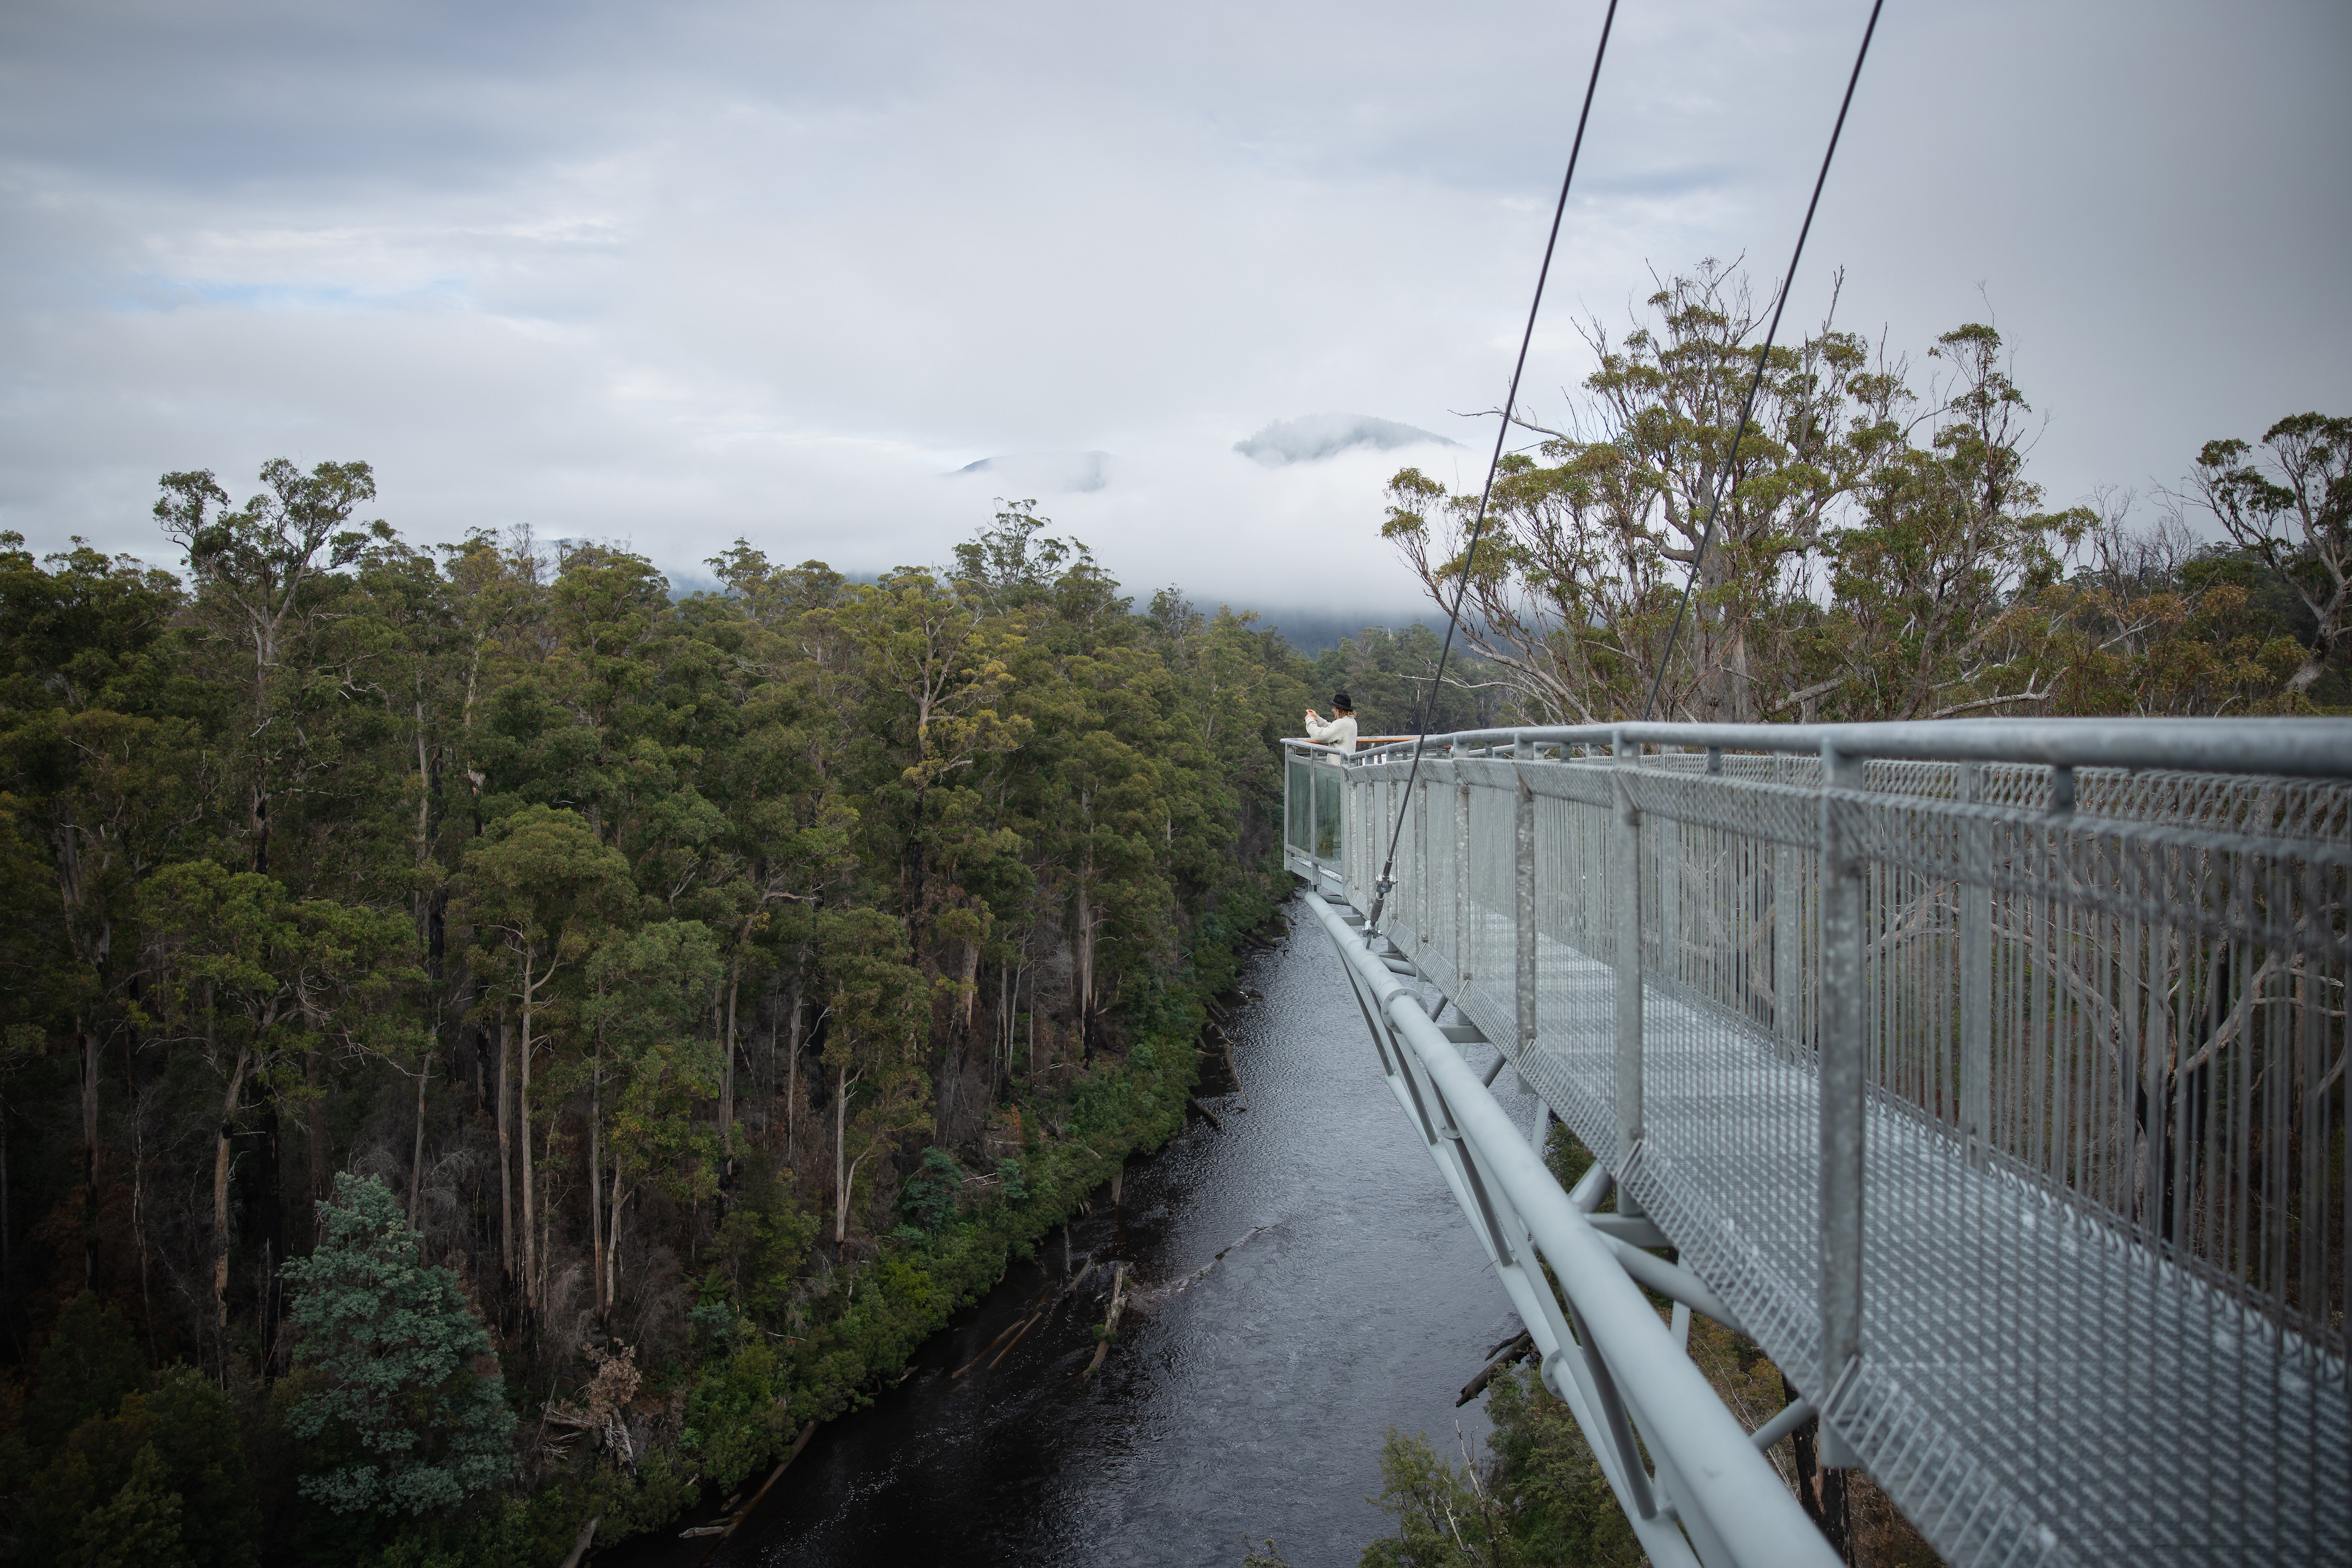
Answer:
[81,1022,101,1289]
[409,1045,431,1219]
[833,1065,862,1245]
[720,968,740,1157]
[210,1048,249,1364]
[519,1000,536,1321]
[496,1018,514,1288]
[588,1076,603,1324]
[783,975,803,1159]
[254,1094,283,1373]
[1784,1372,1853,1562]
[304,1050,328,1215]
[607,1160,627,1316]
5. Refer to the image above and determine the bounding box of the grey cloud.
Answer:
[0,1,2345,614]
[950,451,1113,494]
[1234,414,1458,467]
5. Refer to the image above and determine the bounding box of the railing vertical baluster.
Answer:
[1456,781,1472,987]
[1960,763,1992,1170]
[1612,732,1645,1200]
[1518,772,1537,1062]
[1775,753,1802,1063]
[1660,767,1681,986]
[1819,740,1867,1468]
[1416,775,1430,951]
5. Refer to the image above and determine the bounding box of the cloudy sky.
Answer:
[3,0,2345,621]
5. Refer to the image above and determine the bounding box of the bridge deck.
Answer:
[1289,724,2352,1567]
[1451,927,2347,1565]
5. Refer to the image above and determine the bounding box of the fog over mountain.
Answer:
[1234,414,1458,467]
[0,0,2343,610]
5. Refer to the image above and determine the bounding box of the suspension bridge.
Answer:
[1284,718,2349,1567]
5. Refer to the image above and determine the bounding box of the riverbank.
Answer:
[609,892,1536,1567]
[409,878,1298,1567]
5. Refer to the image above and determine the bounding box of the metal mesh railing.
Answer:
[1293,722,2351,1567]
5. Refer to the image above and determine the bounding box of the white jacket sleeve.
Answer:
[1304,714,1358,749]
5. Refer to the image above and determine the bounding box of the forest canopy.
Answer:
[0,263,2343,1567]
[0,487,1322,1563]
[1381,263,2350,724]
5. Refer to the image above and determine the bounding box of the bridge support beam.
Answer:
[1303,888,1843,1568]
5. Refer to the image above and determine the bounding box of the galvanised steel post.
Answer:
[1774,753,1802,1064]
[1818,740,1867,1469]
[1612,730,1645,1203]
[1518,772,1537,1059]
[1958,762,1992,1170]
[1456,780,1472,988]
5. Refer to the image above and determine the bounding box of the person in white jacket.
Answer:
[1303,691,1358,751]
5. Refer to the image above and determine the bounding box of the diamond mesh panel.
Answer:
[1334,742,2350,1566]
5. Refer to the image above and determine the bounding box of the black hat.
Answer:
[1331,691,1354,711]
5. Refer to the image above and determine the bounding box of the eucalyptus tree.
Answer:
[153,461,380,877]
[0,533,205,1288]
[1814,325,2090,720]
[453,805,633,1322]
[1382,263,1905,723]
[135,860,410,1364]
[2187,412,2352,699]
[574,919,724,1322]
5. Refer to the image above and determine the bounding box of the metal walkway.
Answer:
[1285,720,2351,1567]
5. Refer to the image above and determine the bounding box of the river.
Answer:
[625,892,1540,1568]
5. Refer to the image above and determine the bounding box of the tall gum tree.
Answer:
[136,860,408,1368]
[1382,262,1904,723]
[155,460,379,878]
[0,534,204,1289]
[2188,413,2352,698]
[454,804,632,1323]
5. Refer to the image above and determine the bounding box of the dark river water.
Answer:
[623,892,1539,1568]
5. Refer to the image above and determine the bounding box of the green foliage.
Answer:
[994,1156,1028,1204]
[280,1174,516,1516]
[29,1292,147,1446]
[1358,1372,1640,1568]
[0,466,1308,1562]
[70,1442,191,1568]
[21,1367,257,1568]
[139,1366,262,1568]
[901,1146,965,1231]
[1360,1426,1506,1567]
[1380,264,2345,724]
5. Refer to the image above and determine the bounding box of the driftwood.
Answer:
[1189,1097,1224,1129]
[1083,1261,1129,1375]
[1456,1330,1535,1407]
[986,1310,1044,1370]
[952,1257,1099,1381]
[556,1516,599,1568]
[698,1421,818,1543]
[955,1314,1034,1379]
[1214,1023,1246,1107]
[1137,1225,1271,1307]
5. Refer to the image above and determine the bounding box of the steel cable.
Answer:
[1640,0,1887,722]
[1364,0,1621,932]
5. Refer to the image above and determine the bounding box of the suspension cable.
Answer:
[1361,0,1621,933]
[1640,0,1886,722]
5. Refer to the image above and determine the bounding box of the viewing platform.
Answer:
[1286,719,2352,1568]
